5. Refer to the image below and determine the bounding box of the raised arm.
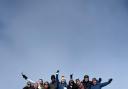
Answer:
[100,78,113,88]
[98,78,102,83]
[21,73,35,83]
[56,70,60,89]
[70,74,73,80]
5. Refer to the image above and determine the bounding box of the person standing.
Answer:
[44,81,50,89]
[60,76,67,89]
[38,79,45,89]
[82,75,92,89]
[76,79,85,89]
[82,75,102,89]
[50,70,59,89]
[91,78,112,89]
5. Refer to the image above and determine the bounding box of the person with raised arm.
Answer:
[90,78,112,89]
[50,70,59,89]
[67,74,78,89]
[21,73,35,83]
[82,75,102,89]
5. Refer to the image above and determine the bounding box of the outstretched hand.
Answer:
[98,78,102,82]
[70,74,73,80]
[108,78,113,83]
[56,70,59,73]
[21,73,28,80]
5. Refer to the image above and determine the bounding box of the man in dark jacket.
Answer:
[67,74,78,89]
[82,75,102,89]
[82,75,92,89]
[91,78,112,89]
[50,70,60,89]
[50,74,57,89]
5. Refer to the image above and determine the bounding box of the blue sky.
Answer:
[0,0,128,89]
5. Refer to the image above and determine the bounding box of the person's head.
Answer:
[84,75,89,82]
[51,75,56,82]
[92,78,97,85]
[61,76,66,83]
[69,80,74,86]
[44,81,49,89]
[76,79,81,86]
[38,79,43,85]
[27,81,31,87]
[34,82,38,89]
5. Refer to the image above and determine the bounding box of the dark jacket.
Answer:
[50,73,59,89]
[82,78,102,89]
[82,81,92,89]
[67,84,78,89]
[91,81,111,89]
[59,81,67,89]
[50,82,57,89]
[67,80,78,89]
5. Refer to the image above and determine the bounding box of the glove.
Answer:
[56,70,59,75]
[70,74,73,80]
[98,78,102,83]
[56,70,59,73]
[21,73,28,80]
[108,78,113,83]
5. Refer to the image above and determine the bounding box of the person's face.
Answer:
[92,80,97,85]
[39,80,43,84]
[76,80,81,86]
[61,77,66,83]
[44,83,49,89]
[84,78,89,82]
[51,78,55,82]
[34,83,38,88]
[27,82,31,87]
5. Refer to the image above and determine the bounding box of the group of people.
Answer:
[22,70,113,89]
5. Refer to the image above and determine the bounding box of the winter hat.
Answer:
[84,75,89,78]
[92,78,97,81]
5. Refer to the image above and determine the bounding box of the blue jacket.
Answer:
[91,81,111,89]
[59,82,67,89]
[56,73,67,89]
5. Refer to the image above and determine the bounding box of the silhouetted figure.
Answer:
[50,70,59,89]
